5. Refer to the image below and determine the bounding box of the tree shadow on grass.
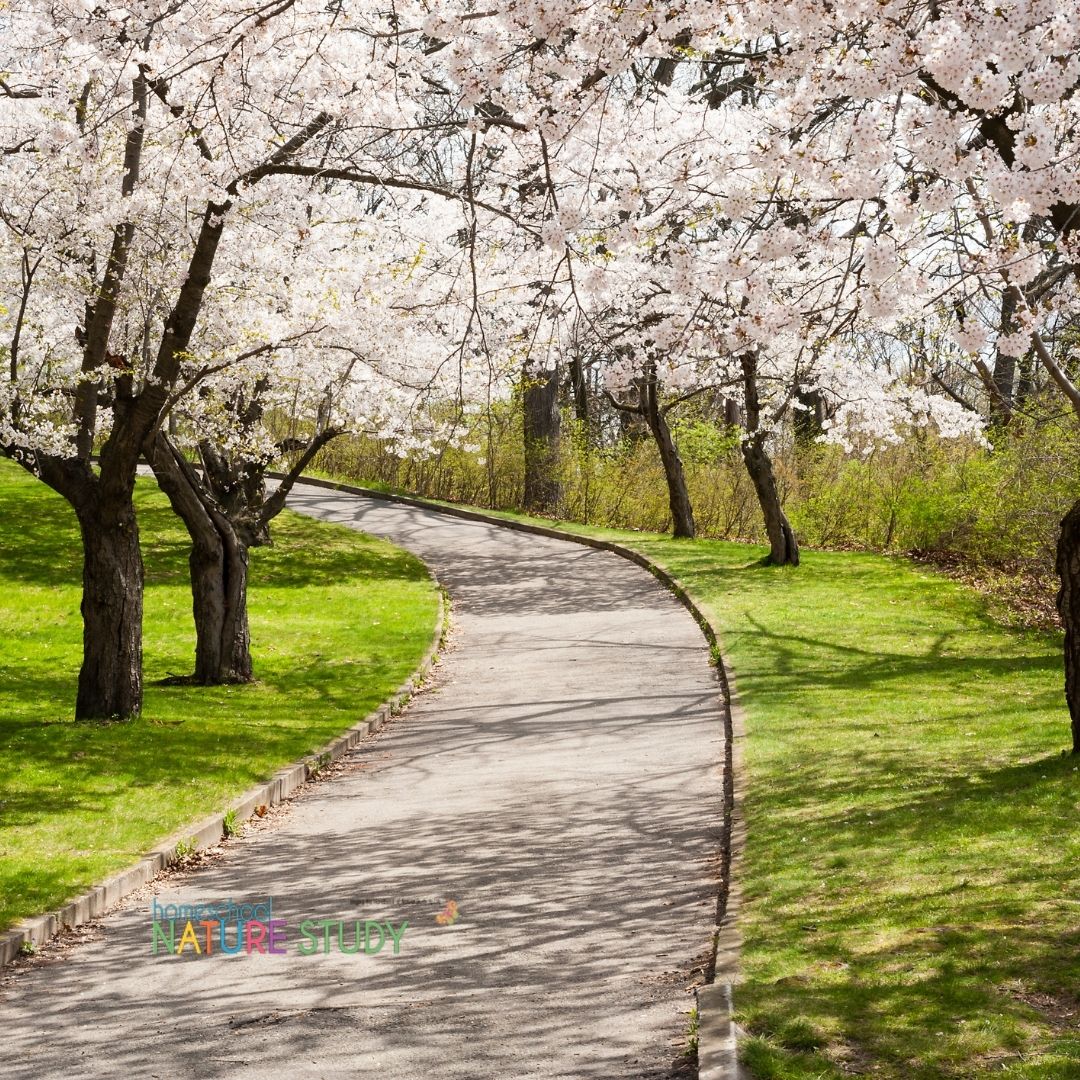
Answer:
[737,738,1080,1075]
[727,610,1060,694]
[742,913,1080,1078]
[656,547,1080,1075]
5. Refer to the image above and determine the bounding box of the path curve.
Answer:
[1,485,725,1079]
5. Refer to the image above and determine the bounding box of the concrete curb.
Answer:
[0,569,448,969]
[288,475,748,1076]
[698,983,750,1080]
[700,655,749,1079]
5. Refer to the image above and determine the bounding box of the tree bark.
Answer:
[147,424,337,684]
[74,489,144,719]
[991,352,1017,424]
[741,353,799,566]
[1015,353,1034,410]
[1056,497,1080,753]
[640,371,696,539]
[793,386,826,444]
[982,288,1019,426]
[147,435,255,684]
[567,353,589,422]
[523,364,562,513]
[190,529,252,684]
[742,433,799,566]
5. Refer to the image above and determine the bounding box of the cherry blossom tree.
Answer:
[0,1,501,718]
[149,192,507,685]
[4,0,1076,741]
[496,66,978,556]
[714,0,1080,736]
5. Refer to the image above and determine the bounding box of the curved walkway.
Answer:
[1,485,725,1079]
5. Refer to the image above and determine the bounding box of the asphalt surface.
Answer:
[1,485,725,1078]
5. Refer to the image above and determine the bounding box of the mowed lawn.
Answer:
[634,539,1078,1080]
[399,494,1079,1079]
[0,461,440,933]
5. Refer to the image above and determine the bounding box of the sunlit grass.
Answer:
[0,460,439,933]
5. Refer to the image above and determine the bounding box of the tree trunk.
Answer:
[793,386,827,445]
[74,494,144,719]
[641,374,696,539]
[1056,497,1080,753]
[190,530,253,684]
[991,351,1017,423]
[568,353,589,422]
[1015,353,1034,410]
[742,433,799,566]
[741,352,799,566]
[523,364,562,513]
[148,436,254,684]
[990,288,1018,425]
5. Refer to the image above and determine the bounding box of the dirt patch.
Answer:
[1002,982,1080,1029]
[823,1036,878,1076]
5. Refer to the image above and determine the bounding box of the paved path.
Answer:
[2,486,725,1078]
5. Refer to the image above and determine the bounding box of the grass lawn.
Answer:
[0,460,440,934]
[337,483,1079,1079]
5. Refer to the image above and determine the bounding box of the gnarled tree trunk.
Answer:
[1056,497,1080,754]
[147,423,336,684]
[189,524,253,685]
[73,481,144,719]
[148,435,255,685]
[640,372,695,539]
[741,433,799,566]
[741,353,799,566]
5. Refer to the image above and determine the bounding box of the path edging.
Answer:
[0,571,448,969]
[290,474,748,1077]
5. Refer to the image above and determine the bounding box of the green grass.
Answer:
[0,459,439,933]
[344,488,1078,1079]
[638,541,1078,1080]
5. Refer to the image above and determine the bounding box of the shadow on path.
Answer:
[1,486,726,1079]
